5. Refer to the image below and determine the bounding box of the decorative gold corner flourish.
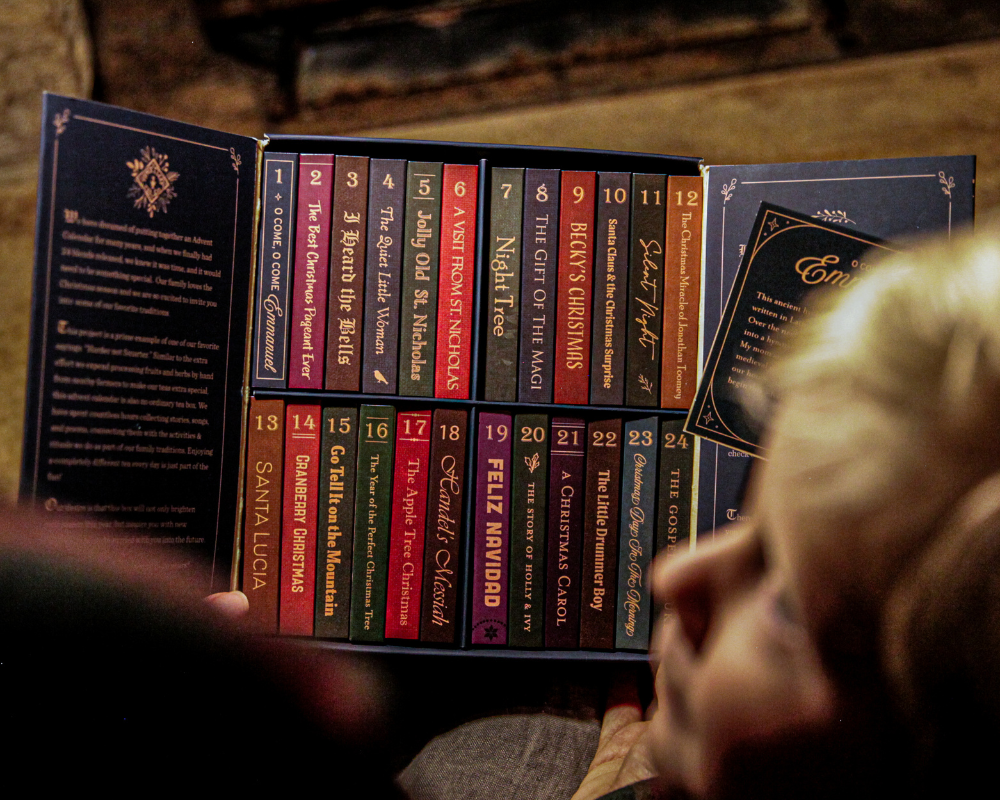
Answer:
[721,178,737,203]
[813,209,855,225]
[53,109,70,136]
[939,171,955,199]
[230,147,241,174]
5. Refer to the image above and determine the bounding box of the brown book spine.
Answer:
[661,176,704,409]
[325,156,369,391]
[241,398,285,634]
[579,417,622,650]
[553,171,596,405]
[420,408,468,644]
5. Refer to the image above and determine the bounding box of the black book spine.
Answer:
[508,413,549,647]
[517,169,560,403]
[590,172,631,405]
[399,161,444,397]
[362,159,407,394]
[484,167,524,401]
[625,174,666,407]
[252,152,299,388]
[314,406,359,639]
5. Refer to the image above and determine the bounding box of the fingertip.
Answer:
[205,590,250,618]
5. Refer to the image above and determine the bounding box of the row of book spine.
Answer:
[242,397,694,650]
[485,168,704,408]
[252,153,479,399]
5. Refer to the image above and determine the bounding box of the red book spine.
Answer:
[385,410,433,640]
[288,155,334,389]
[553,171,596,404]
[434,164,478,398]
[279,404,321,636]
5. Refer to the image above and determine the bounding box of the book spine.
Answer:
[471,412,512,645]
[508,413,548,647]
[517,168,560,403]
[553,171,596,405]
[362,159,407,394]
[484,168,524,402]
[545,416,587,648]
[252,152,298,388]
[314,406,358,639]
[325,155,369,391]
[288,154,334,389]
[434,164,478,399]
[349,405,396,642]
[279,403,321,636]
[385,410,433,639]
[661,176,704,409]
[625,174,667,407]
[420,408,469,643]
[657,418,694,557]
[579,417,622,650]
[616,416,659,650]
[590,172,631,405]
[241,397,285,635]
[398,162,443,397]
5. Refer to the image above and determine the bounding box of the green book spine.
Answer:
[314,407,358,639]
[615,416,659,650]
[657,418,695,558]
[508,413,549,647]
[485,167,524,401]
[349,405,396,642]
[398,161,443,396]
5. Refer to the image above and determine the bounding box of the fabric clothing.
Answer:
[398,713,601,800]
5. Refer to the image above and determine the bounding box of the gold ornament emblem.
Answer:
[127,147,179,217]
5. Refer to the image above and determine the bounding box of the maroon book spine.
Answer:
[471,412,512,645]
[553,171,596,405]
[420,408,468,643]
[242,397,285,634]
[279,404,321,636]
[434,164,478,399]
[288,155,334,389]
[545,416,587,648]
[579,417,622,649]
[325,155,369,391]
[384,410,433,639]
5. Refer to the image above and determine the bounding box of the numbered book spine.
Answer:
[590,172,630,405]
[399,162,443,397]
[434,164,478,399]
[471,412,512,645]
[385,410,433,639]
[252,152,298,388]
[517,168,559,403]
[484,168,524,401]
[508,413,548,647]
[325,155,369,391]
[314,406,358,639]
[420,408,468,643]
[579,417,622,650]
[625,174,667,407]
[279,403,321,636]
[242,397,285,634]
[553,171,596,405]
[616,416,659,650]
[661,175,704,409]
[349,405,396,642]
[289,154,334,389]
[657,418,694,557]
[362,159,407,393]
[545,416,587,648]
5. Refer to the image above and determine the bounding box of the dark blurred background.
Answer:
[2,0,999,498]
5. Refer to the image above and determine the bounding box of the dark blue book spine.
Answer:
[252,152,298,388]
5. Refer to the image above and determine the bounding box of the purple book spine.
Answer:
[471,412,512,645]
